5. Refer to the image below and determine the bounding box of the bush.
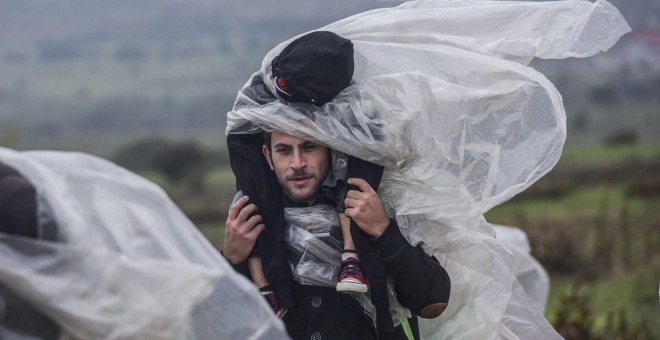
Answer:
[603,129,638,146]
[113,137,213,184]
[552,283,654,340]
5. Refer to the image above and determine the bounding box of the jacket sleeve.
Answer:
[373,219,451,316]
[221,250,251,278]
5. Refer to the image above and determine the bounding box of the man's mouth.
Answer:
[288,176,311,185]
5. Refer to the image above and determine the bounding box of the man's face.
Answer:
[263,131,330,202]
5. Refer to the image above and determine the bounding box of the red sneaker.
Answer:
[336,257,368,294]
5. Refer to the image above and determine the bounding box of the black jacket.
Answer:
[229,217,451,340]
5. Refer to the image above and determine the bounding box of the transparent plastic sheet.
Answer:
[0,148,289,340]
[284,206,342,287]
[283,206,411,328]
[226,1,629,339]
[228,0,630,222]
[416,218,558,340]
[494,225,550,312]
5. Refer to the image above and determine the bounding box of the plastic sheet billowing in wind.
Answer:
[0,148,289,340]
[227,1,630,339]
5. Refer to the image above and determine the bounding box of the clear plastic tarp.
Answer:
[0,148,289,340]
[494,225,550,312]
[227,1,629,339]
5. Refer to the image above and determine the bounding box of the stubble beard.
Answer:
[279,169,325,203]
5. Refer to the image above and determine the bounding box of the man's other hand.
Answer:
[223,195,264,264]
[343,178,390,238]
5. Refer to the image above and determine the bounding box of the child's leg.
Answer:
[339,212,355,251]
[337,212,368,294]
[335,156,383,295]
[248,256,269,289]
[249,256,286,317]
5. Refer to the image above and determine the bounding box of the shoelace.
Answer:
[340,261,361,278]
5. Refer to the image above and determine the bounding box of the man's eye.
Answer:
[303,145,317,151]
[276,148,291,154]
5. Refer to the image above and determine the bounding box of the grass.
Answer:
[486,184,649,222]
[547,265,660,338]
[558,143,660,166]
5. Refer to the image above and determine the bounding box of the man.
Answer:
[222,131,451,339]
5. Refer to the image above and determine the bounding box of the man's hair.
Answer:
[263,131,272,152]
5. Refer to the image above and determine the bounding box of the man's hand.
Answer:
[223,195,265,265]
[343,178,390,238]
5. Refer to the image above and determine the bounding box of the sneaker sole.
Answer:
[336,282,368,294]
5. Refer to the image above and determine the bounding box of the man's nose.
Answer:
[290,151,306,169]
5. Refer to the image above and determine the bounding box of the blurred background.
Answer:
[1,0,658,338]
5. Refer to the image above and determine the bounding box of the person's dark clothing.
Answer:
[227,207,451,340]
[0,285,61,340]
[0,161,61,339]
[0,161,38,238]
[282,281,408,340]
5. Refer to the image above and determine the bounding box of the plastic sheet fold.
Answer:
[0,148,288,340]
[227,1,629,339]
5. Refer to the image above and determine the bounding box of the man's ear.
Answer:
[262,145,274,171]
